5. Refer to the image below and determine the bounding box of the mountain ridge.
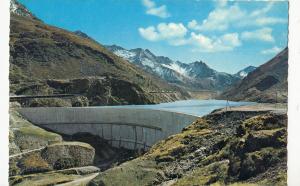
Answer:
[9,1,190,106]
[105,44,240,91]
[220,48,288,103]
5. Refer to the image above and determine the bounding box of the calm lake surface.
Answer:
[97,99,255,117]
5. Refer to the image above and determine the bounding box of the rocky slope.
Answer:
[90,110,287,186]
[106,45,240,91]
[14,77,185,107]
[9,1,190,106]
[220,48,288,103]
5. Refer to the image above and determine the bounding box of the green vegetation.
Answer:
[173,160,229,186]
[90,159,162,186]
[9,171,82,186]
[90,111,287,186]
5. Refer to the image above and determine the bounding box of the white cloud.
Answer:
[189,1,286,32]
[139,22,242,52]
[261,46,282,54]
[142,0,170,18]
[138,26,160,41]
[157,23,187,39]
[255,17,287,26]
[214,0,228,8]
[241,27,274,42]
[250,2,274,17]
[187,20,198,30]
[221,33,242,47]
[189,32,241,52]
[142,0,155,8]
[139,22,188,43]
[168,38,189,46]
[188,4,245,31]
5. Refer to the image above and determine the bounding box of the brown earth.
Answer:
[219,48,288,103]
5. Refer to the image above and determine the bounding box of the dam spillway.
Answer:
[18,107,199,150]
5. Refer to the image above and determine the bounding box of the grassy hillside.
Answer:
[9,13,190,105]
[219,48,288,103]
[90,110,287,185]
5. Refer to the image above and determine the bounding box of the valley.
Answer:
[8,0,288,185]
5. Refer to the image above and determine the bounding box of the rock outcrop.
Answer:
[90,110,287,185]
[41,142,95,170]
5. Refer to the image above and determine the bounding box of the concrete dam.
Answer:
[18,107,199,150]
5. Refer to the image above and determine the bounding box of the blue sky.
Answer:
[19,0,288,74]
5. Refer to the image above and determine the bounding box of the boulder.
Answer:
[71,96,89,107]
[41,142,95,170]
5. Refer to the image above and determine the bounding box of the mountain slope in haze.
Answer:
[235,66,257,79]
[220,48,288,103]
[9,1,190,106]
[106,45,240,91]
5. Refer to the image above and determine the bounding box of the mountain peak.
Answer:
[192,60,207,66]
[74,30,91,39]
[144,49,155,57]
[105,44,126,52]
[10,0,37,20]
[220,48,287,103]
[105,45,240,90]
[190,61,212,70]
[235,66,257,78]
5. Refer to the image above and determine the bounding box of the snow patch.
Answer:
[162,62,188,77]
[114,49,135,60]
[239,71,248,78]
[141,58,155,68]
[10,1,18,13]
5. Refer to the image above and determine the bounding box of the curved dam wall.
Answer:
[18,107,198,150]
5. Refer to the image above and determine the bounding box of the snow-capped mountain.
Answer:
[10,0,38,20]
[105,45,240,90]
[235,66,257,79]
[105,45,191,84]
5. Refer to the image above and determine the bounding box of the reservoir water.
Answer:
[96,99,255,117]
